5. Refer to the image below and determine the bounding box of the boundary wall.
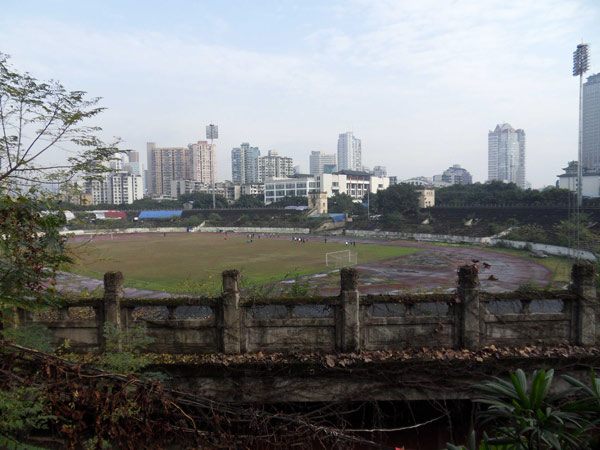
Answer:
[346,230,596,261]
[63,226,310,236]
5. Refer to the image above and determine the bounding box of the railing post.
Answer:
[458,265,480,349]
[571,263,597,346]
[339,268,360,352]
[219,270,242,354]
[102,271,123,348]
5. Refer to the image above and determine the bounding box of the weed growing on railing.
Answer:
[99,323,154,376]
[516,278,542,292]
[174,276,220,297]
[284,275,319,297]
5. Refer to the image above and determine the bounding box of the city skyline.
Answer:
[1,1,600,188]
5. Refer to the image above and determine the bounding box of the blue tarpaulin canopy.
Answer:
[138,210,182,219]
[329,213,345,222]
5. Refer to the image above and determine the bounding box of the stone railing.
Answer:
[16,264,599,354]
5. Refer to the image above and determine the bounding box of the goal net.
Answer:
[325,250,357,267]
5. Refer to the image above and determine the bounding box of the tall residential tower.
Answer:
[231,143,260,184]
[337,132,361,171]
[582,73,600,169]
[487,123,526,188]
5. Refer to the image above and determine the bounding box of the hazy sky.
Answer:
[2,0,599,187]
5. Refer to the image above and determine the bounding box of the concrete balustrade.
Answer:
[15,263,598,354]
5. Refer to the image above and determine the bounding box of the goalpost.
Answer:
[325,250,357,267]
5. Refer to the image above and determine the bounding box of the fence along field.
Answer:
[67,233,419,292]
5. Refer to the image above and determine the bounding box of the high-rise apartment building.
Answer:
[231,143,260,184]
[146,142,188,197]
[309,151,337,176]
[488,123,526,188]
[86,171,143,205]
[259,150,293,181]
[337,132,361,171]
[583,73,600,170]
[188,140,216,185]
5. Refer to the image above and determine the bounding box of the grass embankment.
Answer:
[67,234,420,293]
[485,247,573,286]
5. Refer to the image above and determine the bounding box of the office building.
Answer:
[583,73,600,169]
[309,151,337,176]
[264,176,317,204]
[337,132,361,171]
[488,123,526,188]
[231,142,260,184]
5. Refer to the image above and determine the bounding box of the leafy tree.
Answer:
[0,53,120,187]
[179,192,228,209]
[0,193,69,311]
[232,195,264,208]
[0,54,121,315]
[207,213,222,224]
[375,183,419,215]
[327,193,356,213]
[436,182,573,207]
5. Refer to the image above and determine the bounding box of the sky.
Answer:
[1,0,600,188]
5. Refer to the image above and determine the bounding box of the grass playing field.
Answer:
[67,234,420,293]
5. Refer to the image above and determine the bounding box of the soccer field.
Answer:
[67,234,420,293]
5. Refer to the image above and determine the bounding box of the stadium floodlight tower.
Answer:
[206,124,219,208]
[573,44,590,208]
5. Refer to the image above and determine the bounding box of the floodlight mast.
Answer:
[573,44,589,209]
[206,124,219,209]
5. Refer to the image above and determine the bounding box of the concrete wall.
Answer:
[63,226,310,237]
[19,264,599,354]
[346,230,596,261]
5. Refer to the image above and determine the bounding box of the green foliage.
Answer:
[327,193,356,213]
[0,386,55,448]
[436,182,573,207]
[0,193,71,309]
[207,213,222,224]
[236,213,251,225]
[0,53,120,187]
[448,369,600,450]
[371,183,420,216]
[99,323,154,375]
[179,192,228,209]
[474,369,585,449]
[174,276,220,297]
[284,275,316,297]
[232,195,264,208]
[0,53,120,313]
[1,323,54,353]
